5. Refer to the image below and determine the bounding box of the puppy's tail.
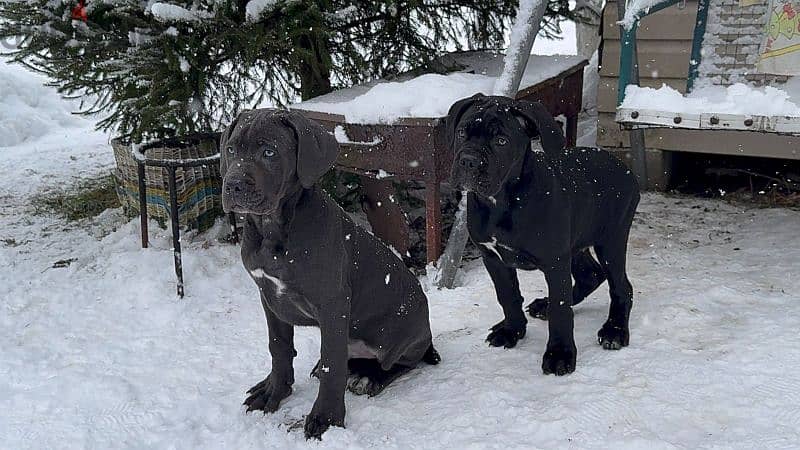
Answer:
[422,343,441,365]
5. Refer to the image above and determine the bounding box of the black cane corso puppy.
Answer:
[445,93,640,376]
[220,109,439,439]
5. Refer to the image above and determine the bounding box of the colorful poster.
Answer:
[758,0,800,75]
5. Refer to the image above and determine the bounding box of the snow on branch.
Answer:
[330,5,358,22]
[149,3,213,23]
[246,0,280,22]
[619,0,664,30]
[493,0,547,97]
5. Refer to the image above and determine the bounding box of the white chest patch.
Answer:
[480,237,515,261]
[250,268,287,296]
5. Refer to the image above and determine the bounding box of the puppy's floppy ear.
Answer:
[282,111,339,188]
[219,110,245,177]
[512,100,566,156]
[444,93,485,147]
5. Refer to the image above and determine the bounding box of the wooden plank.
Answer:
[603,0,698,41]
[598,112,800,160]
[616,108,701,130]
[597,76,687,114]
[601,40,694,78]
[617,108,800,135]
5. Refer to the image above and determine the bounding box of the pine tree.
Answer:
[0,0,571,142]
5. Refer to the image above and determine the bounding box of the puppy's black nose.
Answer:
[458,153,481,170]
[225,178,250,194]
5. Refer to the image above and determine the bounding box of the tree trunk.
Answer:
[297,32,332,101]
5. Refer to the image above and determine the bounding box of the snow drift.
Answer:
[0,61,94,148]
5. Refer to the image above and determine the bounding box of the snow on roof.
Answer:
[621,81,800,117]
[298,73,495,125]
[292,53,584,124]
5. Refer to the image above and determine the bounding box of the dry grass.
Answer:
[32,174,121,221]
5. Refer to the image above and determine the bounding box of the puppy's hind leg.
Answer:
[571,249,607,306]
[526,249,606,320]
[346,359,412,397]
[312,344,439,382]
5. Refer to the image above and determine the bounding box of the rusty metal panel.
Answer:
[298,110,442,181]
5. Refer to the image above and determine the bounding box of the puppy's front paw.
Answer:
[486,320,526,348]
[304,406,345,440]
[542,344,577,376]
[597,322,629,350]
[525,297,549,320]
[243,375,292,413]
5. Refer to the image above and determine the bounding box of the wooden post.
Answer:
[425,175,442,264]
[361,176,410,256]
[137,162,149,249]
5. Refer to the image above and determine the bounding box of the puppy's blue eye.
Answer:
[264,148,276,157]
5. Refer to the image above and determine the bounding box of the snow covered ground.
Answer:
[3,34,800,450]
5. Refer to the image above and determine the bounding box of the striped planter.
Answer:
[111,133,223,231]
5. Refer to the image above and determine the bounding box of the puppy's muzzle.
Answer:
[452,150,487,192]
[458,153,482,171]
[222,177,263,213]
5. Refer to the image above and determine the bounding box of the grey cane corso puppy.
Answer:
[445,93,640,376]
[220,109,439,439]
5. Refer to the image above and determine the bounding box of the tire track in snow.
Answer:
[84,401,166,446]
[751,377,800,434]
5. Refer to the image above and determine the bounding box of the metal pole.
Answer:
[617,0,648,189]
[137,162,149,248]
[167,167,184,298]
